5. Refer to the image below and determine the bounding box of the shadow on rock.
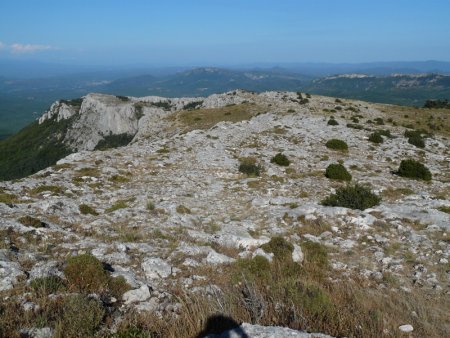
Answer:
[195,314,249,338]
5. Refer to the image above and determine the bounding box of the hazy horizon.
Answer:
[1,0,449,66]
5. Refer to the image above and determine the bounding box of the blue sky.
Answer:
[0,0,449,65]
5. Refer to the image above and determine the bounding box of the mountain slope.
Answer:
[305,73,450,106]
[0,90,448,337]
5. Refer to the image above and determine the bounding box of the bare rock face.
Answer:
[65,94,139,150]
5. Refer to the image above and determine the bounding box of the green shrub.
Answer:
[79,204,98,216]
[397,159,432,181]
[18,215,45,228]
[325,163,352,181]
[150,101,172,110]
[368,132,383,144]
[183,101,203,110]
[261,237,294,260]
[30,276,65,295]
[408,135,425,148]
[325,139,348,151]
[374,117,384,125]
[116,95,130,102]
[327,119,339,126]
[238,158,262,177]
[95,133,134,150]
[321,184,381,210]
[58,295,105,338]
[270,153,290,166]
[64,254,109,293]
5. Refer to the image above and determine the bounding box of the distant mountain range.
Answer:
[1,63,450,138]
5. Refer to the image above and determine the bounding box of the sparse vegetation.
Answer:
[325,163,352,181]
[79,204,99,216]
[106,200,129,212]
[396,159,432,181]
[18,215,45,228]
[321,184,381,210]
[176,205,191,214]
[30,276,65,295]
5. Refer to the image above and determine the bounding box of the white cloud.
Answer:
[10,43,55,53]
[0,41,5,49]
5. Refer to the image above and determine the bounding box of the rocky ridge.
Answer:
[0,90,449,337]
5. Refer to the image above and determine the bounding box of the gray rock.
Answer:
[142,257,173,280]
[19,327,53,338]
[205,251,235,265]
[122,284,151,304]
[292,244,304,263]
[398,324,414,333]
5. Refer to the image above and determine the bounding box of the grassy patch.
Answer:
[171,103,264,132]
[176,205,191,214]
[31,185,64,195]
[79,204,99,216]
[106,200,129,213]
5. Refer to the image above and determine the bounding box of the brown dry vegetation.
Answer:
[167,102,266,133]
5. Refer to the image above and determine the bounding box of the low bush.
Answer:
[64,254,109,293]
[59,295,105,338]
[238,158,262,177]
[396,159,432,181]
[368,132,383,144]
[327,119,339,126]
[270,153,290,166]
[374,117,384,125]
[408,134,425,148]
[325,163,352,181]
[321,184,381,210]
[325,139,348,151]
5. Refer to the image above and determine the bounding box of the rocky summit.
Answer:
[0,90,449,337]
